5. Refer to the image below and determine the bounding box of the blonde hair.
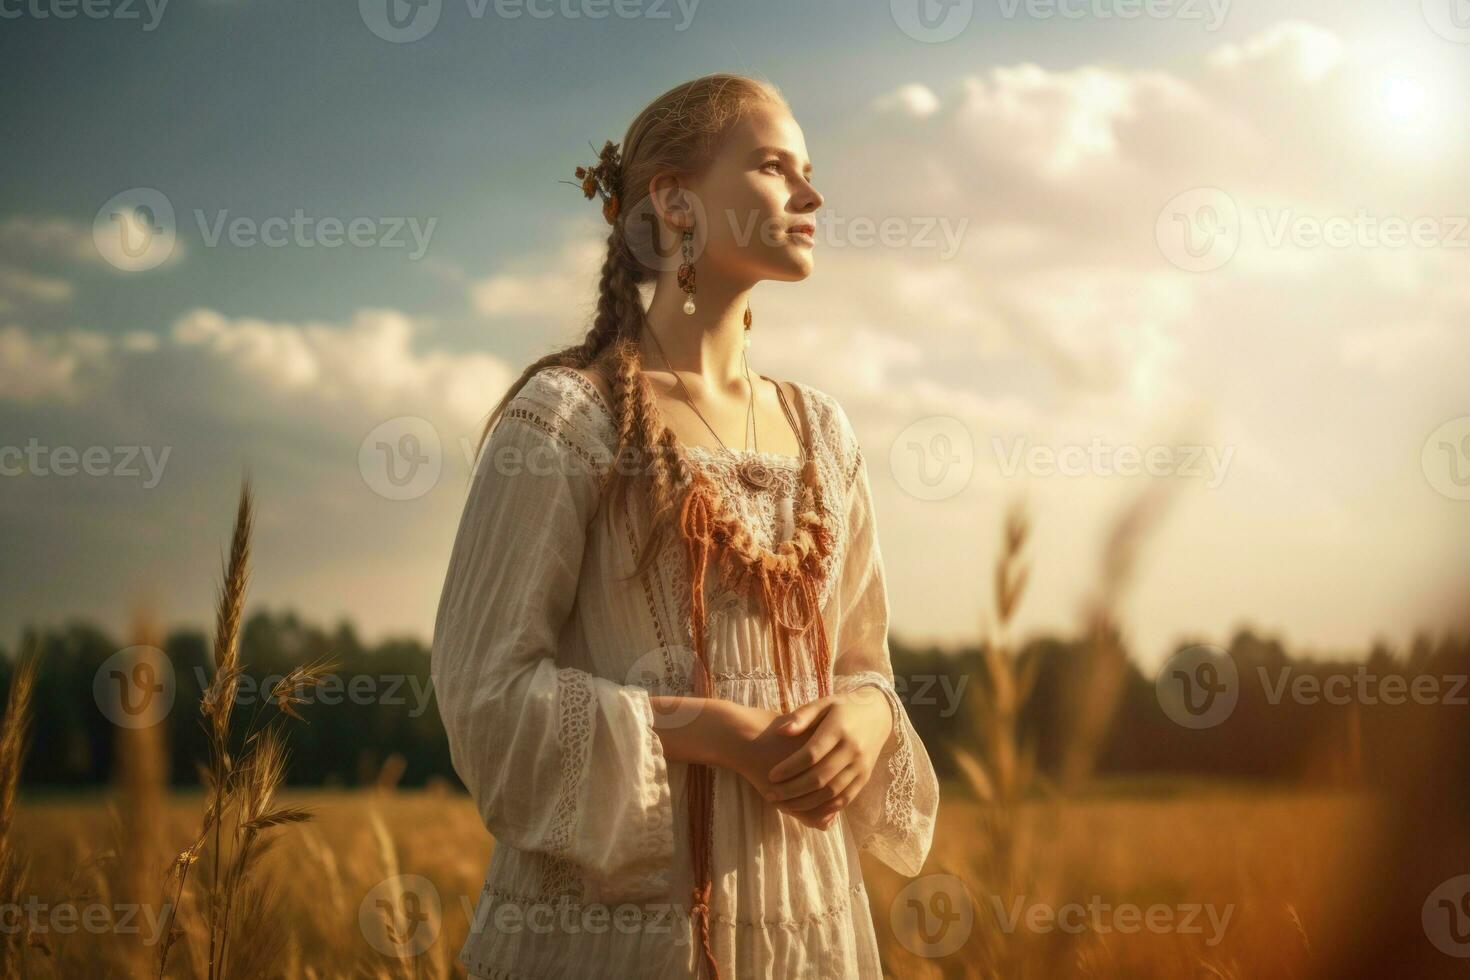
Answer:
[473,72,790,586]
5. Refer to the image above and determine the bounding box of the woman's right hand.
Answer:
[712,701,839,832]
[650,696,839,830]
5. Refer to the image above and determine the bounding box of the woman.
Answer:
[431,73,939,979]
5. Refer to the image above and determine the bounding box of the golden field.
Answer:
[5,782,1386,979]
[4,486,1463,979]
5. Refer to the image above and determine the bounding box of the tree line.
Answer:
[2,608,1465,794]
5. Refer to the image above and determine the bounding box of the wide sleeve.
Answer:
[824,403,939,878]
[430,380,675,902]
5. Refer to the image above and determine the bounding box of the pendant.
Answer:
[737,457,774,492]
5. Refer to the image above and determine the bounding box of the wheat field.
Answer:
[6,782,1379,979]
[3,482,1464,979]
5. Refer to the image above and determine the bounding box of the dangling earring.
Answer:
[677,228,696,315]
[743,301,752,349]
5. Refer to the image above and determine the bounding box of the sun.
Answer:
[1380,75,1428,125]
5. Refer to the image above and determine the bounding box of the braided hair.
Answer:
[472,72,791,588]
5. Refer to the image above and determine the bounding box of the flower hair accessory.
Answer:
[561,138,623,225]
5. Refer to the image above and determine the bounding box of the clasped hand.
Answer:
[724,687,895,831]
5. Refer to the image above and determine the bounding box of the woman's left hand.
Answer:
[764,686,895,825]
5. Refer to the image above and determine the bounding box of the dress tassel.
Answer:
[676,474,835,980]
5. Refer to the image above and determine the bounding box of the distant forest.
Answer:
[3,609,1466,793]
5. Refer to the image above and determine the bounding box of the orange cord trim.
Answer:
[677,471,834,980]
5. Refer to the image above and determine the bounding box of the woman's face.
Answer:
[677,103,823,285]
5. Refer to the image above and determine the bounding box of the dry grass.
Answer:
[157,476,342,980]
[0,643,40,979]
[0,475,341,980]
[6,783,1382,978]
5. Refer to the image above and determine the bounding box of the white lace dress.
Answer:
[431,366,939,980]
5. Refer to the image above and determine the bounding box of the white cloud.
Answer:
[1339,320,1454,374]
[170,307,514,428]
[0,216,98,266]
[873,83,941,118]
[1206,21,1348,84]
[467,233,605,321]
[121,331,160,352]
[2,304,519,441]
[0,217,95,315]
[0,267,73,305]
[0,325,112,402]
[951,62,1216,183]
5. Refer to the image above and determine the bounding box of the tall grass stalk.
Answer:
[0,644,41,980]
[155,475,338,980]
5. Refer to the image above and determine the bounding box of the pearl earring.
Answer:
[677,228,696,315]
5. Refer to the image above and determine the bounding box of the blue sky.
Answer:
[3,0,1468,665]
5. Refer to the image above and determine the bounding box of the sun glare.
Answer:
[1381,75,1428,125]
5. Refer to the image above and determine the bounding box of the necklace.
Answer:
[642,324,798,493]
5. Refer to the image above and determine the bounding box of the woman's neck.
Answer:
[643,279,752,391]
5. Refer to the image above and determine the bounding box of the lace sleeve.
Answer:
[825,400,939,878]
[430,370,675,902]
